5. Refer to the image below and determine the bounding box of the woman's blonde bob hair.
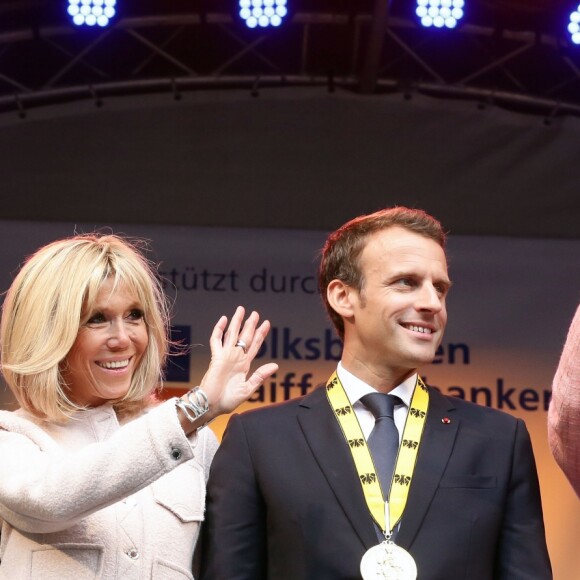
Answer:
[1,234,170,422]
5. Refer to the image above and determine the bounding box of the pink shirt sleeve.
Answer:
[548,304,580,497]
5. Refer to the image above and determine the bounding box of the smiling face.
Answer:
[62,277,149,408]
[328,226,451,389]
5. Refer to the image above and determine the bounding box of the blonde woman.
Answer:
[0,234,277,579]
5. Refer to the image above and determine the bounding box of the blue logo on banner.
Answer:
[165,325,191,383]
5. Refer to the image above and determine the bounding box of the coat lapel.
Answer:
[395,388,459,549]
[297,386,378,550]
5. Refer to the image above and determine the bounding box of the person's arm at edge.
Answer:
[548,304,580,497]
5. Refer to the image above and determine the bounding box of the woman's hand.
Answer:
[197,306,278,418]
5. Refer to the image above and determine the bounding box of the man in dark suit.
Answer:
[201,207,551,579]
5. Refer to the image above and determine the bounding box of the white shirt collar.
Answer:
[336,361,416,408]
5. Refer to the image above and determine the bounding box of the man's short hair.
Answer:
[318,206,447,339]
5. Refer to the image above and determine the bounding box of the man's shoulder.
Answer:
[231,384,328,424]
[428,387,521,426]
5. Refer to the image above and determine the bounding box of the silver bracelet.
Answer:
[175,387,210,425]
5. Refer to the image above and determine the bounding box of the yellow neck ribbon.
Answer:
[325,372,429,535]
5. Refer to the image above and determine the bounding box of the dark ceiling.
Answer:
[1,0,579,116]
[0,1,579,240]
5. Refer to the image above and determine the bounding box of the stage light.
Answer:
[568,6,580,44]
[416,0,464,29]
[67,0,116,28]
[239,0,287,28]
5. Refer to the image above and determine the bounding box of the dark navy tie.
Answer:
[361,393,401,499]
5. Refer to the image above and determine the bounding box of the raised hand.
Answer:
[197,306,278,418]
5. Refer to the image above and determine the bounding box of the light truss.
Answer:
[1,10,580,117]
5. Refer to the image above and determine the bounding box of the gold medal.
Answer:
[360,542,417,580]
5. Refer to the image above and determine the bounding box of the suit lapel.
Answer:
[395,388,459,549]
[297,386,378,549]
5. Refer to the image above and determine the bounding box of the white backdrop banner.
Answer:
[0,220,578,578]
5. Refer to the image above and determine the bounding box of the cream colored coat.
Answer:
[0,399,218,579]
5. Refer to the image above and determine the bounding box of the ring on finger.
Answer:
[235,339,248,354]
